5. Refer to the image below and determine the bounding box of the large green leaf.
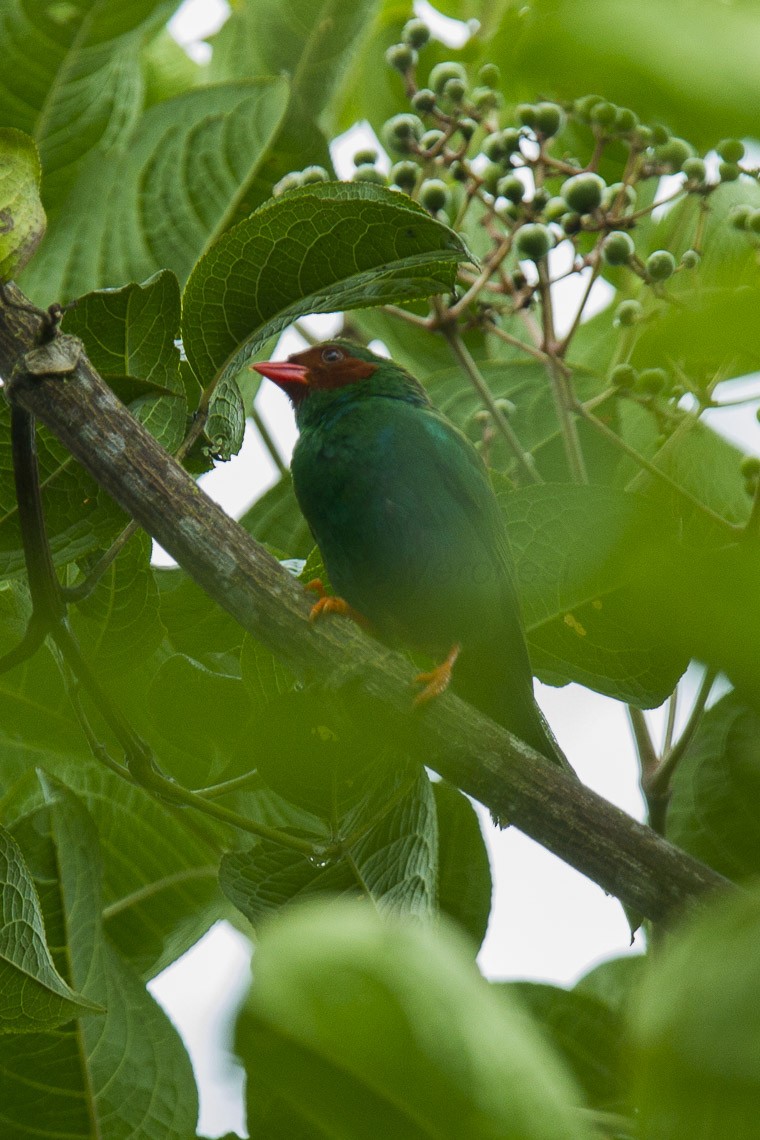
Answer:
[180,181,470,388]
[0,1,175,215]
[666,692,760,884]
[630,885,760,1138]
[21,79,290,303]
[0,128,45,281]
[62,271,185,450]
[505,484,687,705]
[0,823,99,1034]
[236,901,593,1138]
[0,775,198,1135]
[495,0,760,146]
[503,982,629,1113]
[208,0,382,131]
[434,781,492,951]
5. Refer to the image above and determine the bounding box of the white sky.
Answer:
[151,3,760,1135]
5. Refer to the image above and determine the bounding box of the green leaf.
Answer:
[433,781,492,951]
[575,953,645,1012]
[21,79,290,302]
[240,634,296,713]
[0,823,99,1033]
[238,474,312,559]
[0,774,198,1134]
[0,1,174,214]
[503,982,628,1112]
[630,885,760,1138]
[498,0,760,147]
[202,372,246,461]
[236,901,593,1138]
[141,29,204,109]
[181,181,470,388]
[147,654,257,787]
[208,0,382,131]
[71,531,164,677]
[61,270,185,450]
[156,566,247,664]
[0,128,45,280]
[666,692,760,884]
[221,758,437,925]
[505,485,687,706]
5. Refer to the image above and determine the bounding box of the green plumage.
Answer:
[280,341,569,769]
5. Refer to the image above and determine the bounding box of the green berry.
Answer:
[532,188,550,210]
[747,210,760,235]
[411,88,436,113]
[730,204,753,230]
[428,61,467,94]
[497,174,525,203]
[478,62,501,86]
[681,249,701,268]
[501,128,522,155]
[420,129,445,151]
[574,94,604,121]
[496,200,519,222]
[561,211,582,235]
[472,86,500,110]
[631,125,654,148]
[741,455,760,477]
[655,137,694,171]
[719,161,740,182]
[419,178,450,212]
[646,249,676,281]
[590,100,616,127]
[382,113,424,154]
[756,407,760,424]
[300,165,329,184]
[603,230,635,266]
[544,196,567,221]
[390,160,418,191]
[516,222,552,261]
[480,161,503,194]
[534,102,564,137]
[602,182,637,212]
[611,363,636,388]
[273,171,302,196]
[615,299,643,326]
[717,138,744,163]
[614,107,638,133]
[516,103,537,128]
[385,43,417,72]
[402,17,430,49]
[443,76,466,102]
[450,160,468,182]
[562,172,606,213]
[636,367,668,394]
[482,132,507,161]
[651,124,670,145]
[352,164,386,185]
[682,156,707,183]
[352,148,378,167]
[457,117,478,141]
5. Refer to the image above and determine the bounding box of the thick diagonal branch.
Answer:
[0,284,730,925]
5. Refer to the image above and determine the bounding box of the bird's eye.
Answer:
[322,347,343,364]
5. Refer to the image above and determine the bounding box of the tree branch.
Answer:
[0,283,731,925]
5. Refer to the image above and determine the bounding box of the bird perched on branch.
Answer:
[253,340,572,772]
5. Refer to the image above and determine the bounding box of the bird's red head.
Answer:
[252,343,378,405]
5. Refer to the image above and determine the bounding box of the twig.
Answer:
[647,667,717,798]
[439,322,543,484]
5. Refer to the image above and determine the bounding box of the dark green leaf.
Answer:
[238,474,312,558]
[1,774,198,1134]
[666,692,760,883]
[181,182,469,388]
[433,781,492,951]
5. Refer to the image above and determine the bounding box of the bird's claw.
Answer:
[305,580,371,630]
[412,643,461,708]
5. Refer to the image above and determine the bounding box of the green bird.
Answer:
[253,340,572,771]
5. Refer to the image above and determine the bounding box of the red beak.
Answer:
[251,359,309,387]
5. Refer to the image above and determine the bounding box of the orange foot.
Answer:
[413,643,461,708]
[305,579,371,630]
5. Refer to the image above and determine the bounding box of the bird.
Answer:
[252,340,572,772]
